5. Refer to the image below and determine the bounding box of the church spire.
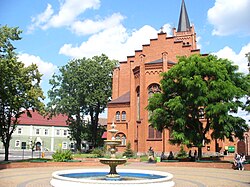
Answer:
[177,0,191,32]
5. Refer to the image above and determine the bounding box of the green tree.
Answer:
[0,26,45,161]
[148,54,249,159]
[47,54,116,150]
[123,142,134,158]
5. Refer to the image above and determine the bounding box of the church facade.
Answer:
[107,0,238,156]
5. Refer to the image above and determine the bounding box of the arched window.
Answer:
[148,83,161,96]
[116,111,120,121]
[121,111,126,121]
[121,135,126,146]
[148,126,162,139]
[115,135,121,140]
[147,84,162,139]
[115,133,127,146]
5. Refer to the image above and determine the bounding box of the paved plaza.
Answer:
[0,163,250,187]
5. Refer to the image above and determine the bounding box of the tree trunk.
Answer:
[198,146,202,160]
[76,139,81,152]
[4,142,9,161]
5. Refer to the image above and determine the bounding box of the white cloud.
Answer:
[27,4,54,33]
[28,0,100,31]
[59,24,171,61]
[207,0,250,36]
[18,53,57,79]
[213,43,250,74]
[71,13,125,36]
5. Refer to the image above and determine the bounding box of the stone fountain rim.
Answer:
[51,168,174,184]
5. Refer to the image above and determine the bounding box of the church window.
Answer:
[147,84,162,139]
[136,87,140,120]
[148,126,162,139]
[116,111,120,121]
[115,133,126,146]
[121,111,126,121]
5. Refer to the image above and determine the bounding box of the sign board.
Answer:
[21,142,26,149]
[228,146,235,153]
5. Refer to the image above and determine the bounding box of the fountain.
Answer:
[50,122,175,187]
[99,122,127,179]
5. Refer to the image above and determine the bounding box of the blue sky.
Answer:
[1,0,250,120]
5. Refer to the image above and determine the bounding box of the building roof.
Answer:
[101,131,107,139]
[177,0,191,32]
[18,110,68,127]
[109,91,130,104]
[98,118,107,126]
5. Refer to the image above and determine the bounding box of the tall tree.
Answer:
[147,54,249,159]
[0,26,45,161]
[47,54,116,150]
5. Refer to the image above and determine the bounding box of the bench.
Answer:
[30,160,47,163]
[161,160,179,162]
[196,160,213,163]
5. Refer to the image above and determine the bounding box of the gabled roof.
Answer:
[18,110,68,127]
[177,0,191,32]
[109,91,130,104]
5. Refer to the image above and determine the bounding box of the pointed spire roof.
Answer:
[177,0,191,32]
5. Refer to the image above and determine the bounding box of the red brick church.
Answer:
[107,0,245,156]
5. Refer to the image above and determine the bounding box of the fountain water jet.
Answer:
[50,122,175,187]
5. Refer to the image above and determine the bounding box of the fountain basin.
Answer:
[99,158,127,165]
[50,169,175,187]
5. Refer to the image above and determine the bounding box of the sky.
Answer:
[1,0,250,121]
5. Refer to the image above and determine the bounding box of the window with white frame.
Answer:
[116,111,120,121]
[15,140,20,147]
[121,111,126,121]
[44,129,49,135]
[63,130,67,136]
[62,142,67,149]
[56,129,60,135]
[36,129,40,135]
[17,128,22,134]
[115,133,126,146]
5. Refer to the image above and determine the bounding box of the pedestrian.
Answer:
[238,153,246,170]
[194,150,197,160]
[148,147,155,162]
[168,151,174,160]
[233,153,238,168]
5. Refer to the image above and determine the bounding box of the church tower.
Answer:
[173,0,197,50]
[107,0,204,154]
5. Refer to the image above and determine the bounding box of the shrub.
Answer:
[176,145,187,158]
[91,147,105,157]
[123,142,134,158]
[52,149,73,162]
